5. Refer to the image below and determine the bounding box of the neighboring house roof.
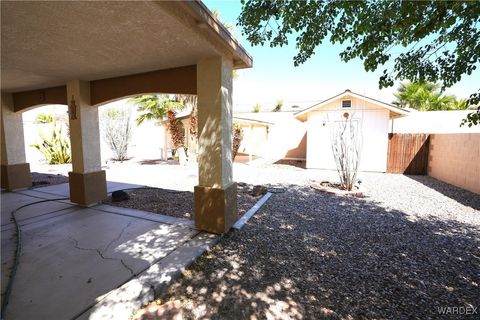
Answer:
[295,90,409,121]
[233,116,273,126]
[233,111,297,125]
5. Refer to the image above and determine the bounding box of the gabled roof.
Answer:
[295,90,409,121]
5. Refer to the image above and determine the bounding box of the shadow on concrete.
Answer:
[0,188,202,320]
[137,159,180,166]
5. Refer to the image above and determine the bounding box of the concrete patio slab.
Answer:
[78,232,219,320]
[94,204,195,227]
[1,184,219,320]
[30,181,145,198]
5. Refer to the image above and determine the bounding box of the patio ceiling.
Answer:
[1,1,252,93]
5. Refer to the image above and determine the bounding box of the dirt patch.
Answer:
[103,184,261,220]
[273,159,306,169]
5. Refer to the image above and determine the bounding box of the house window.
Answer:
[342,100,352,108]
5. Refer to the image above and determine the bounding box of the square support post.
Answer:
[66,80,107,206]
[1,93,31,190]
[194,57,237,234]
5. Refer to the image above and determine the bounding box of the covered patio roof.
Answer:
[1,1,252,94]
[2,1,254,318]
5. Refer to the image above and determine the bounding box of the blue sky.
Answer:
[204,0,480,112]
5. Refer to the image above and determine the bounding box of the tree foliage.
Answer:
[272,99,283,112]
[393,81,467,111]
[131,95,184,126]
[238,0,480,125]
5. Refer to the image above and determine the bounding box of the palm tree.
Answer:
[393,81,464,111]
[272,99,283,112]
[453,98,469,110]
[393,82,441,110]
[431,93,457,111]
[131,95,184,126]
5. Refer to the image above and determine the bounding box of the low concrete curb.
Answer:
[233,192,272,230]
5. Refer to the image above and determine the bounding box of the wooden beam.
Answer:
[12,86,67,112]
[90,65,197,106]
[10,65,197,111]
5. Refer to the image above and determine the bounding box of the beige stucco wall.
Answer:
[237,117,307,160]
[306,96,390,172]
[428,133,480,194]
[285,133,307,159]
[238,124,268,156]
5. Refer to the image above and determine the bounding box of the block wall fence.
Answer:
[428,133,480,194]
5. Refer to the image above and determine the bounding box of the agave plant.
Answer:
[32,122,72,164]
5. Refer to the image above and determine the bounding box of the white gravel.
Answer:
[135,164,480,320]
[30,161,480,319]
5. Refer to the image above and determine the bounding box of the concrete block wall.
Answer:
[428,133,480,194]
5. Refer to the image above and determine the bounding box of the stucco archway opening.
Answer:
[22,104,71,175]
[2,1,252,235]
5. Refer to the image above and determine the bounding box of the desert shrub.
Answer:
[330,114,363,191]
[32,121,71,164]
[101,107,133,161]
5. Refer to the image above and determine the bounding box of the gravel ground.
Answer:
[103,184,261,220]
[31,172,69,188]
[134,173,480,320]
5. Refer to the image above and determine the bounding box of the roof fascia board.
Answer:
[179,1,253,69]
[295,91,409,119]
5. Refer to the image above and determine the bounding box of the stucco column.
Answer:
[1,93,32,190]
[194,57,237,234]
[66,80,106,206]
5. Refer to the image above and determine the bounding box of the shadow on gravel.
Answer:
[135,184,480,320]
[406,175,480,210]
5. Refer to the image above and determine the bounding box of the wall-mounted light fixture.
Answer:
[68,95,77,120]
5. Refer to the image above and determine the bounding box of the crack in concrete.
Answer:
[102,218,135,254]
[67,232,135,276]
